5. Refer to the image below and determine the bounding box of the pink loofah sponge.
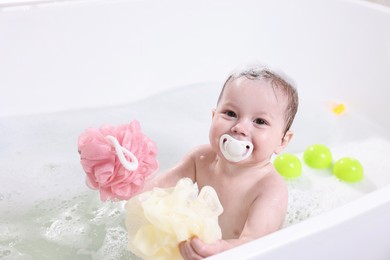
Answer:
[78,120,158,201]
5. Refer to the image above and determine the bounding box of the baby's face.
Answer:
[209,77,289,166]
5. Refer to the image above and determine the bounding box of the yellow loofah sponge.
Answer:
[125,178,223,260]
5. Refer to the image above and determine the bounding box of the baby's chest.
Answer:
[221,189,254,215]
[218,199,250,238]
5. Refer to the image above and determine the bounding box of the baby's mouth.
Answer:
[219,134,254,162]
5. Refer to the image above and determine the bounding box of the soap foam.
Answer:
[283,138,389,227]
[0,191,140,260]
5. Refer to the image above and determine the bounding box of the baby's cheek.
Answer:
[209,128,221,146]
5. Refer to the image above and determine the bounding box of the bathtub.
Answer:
[1,0,390,259]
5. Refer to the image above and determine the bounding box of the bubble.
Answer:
[94,226,136,260]
[303,144,332,169]
[283,187,321,227]
[274,153,302,178]
[0,249,11,257]
[333,157,364,182]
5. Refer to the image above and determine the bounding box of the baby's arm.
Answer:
[142,147,199,191]
[239,174,288,241]
[179,172,288,259]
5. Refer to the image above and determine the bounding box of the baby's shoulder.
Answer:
[188,144,217,165]
[253,164,287,194]
[255,167,287,195]
[190,144,214,156]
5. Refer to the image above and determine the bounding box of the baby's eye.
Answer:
[254,118,266,125]
[224,110,237,118]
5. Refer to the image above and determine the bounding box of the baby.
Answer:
[144,65,299,259]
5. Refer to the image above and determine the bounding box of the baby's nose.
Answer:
[231,120,250,136]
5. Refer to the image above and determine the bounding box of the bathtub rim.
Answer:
[344,0,390,13]
[208,185,390,259]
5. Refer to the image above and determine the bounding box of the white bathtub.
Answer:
[1,0,390,259]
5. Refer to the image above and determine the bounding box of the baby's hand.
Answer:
[179,237,226,260]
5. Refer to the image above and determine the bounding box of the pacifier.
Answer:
[219,134,253,162]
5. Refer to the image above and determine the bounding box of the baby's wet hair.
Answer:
[217,65,299,134]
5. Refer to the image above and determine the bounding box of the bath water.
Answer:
[1,83,389,259]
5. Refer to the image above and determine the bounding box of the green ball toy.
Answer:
[303,144,333,169]
[333,157,364,182]
[274,153,302,178]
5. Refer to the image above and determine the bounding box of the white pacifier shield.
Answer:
[219,134,254,162]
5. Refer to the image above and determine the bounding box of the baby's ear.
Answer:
[274,130,293,154]
[211,109,216,119]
